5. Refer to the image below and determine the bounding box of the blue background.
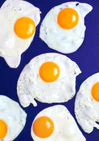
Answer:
[0,0,99,140]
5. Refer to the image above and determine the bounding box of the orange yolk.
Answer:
[92,82,99,102]
[39,62,60,82]
[0,120,8,140]
[33,116,54,138]
[57,8,79,29]
[14,17,36,39]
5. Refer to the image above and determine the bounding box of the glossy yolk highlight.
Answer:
[92,82,99,102]
[57,8,79,29]
[14,17,36,39]
[33,116,54,138]
[0,120,8,140]
[39,62,60,82]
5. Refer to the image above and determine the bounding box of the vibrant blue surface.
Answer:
[0,0,99,140]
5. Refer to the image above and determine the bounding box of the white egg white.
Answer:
[40,2,92,53]
[0,0,41,68]
[17,53,81,107]
[0,95,27,141]
[75,73,99,133]
[31,105,86,141]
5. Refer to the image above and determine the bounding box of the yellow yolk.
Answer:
[92,82,99,102]
[14,17,36,39]
[0,120,8,140]
[33,116,54,138]
[57,8,79,29]
[39,62,60,82]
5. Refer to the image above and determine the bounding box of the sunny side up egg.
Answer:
[40,2,93,53]
[0,0,41,68]
[75,73,99,133]
[17,53,81,107]
[31,105,86,141]
[0,95,27,141]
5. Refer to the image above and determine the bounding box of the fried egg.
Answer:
[75,73,99,133]
[0,0,41,68]
[31,105,86,141]
[40,2,92,53]
[17,53,81,107]
[0,95,27,141]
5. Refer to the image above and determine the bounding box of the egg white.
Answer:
[75,73,99,133]
[0,0,41,68]
[17,53,81,107]
[31,105,86,141]
[40,2,92,53]
[0,95,27,141]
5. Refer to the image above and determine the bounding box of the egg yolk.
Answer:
[57,8,79,29]
[0,120,8,140]
[92,82,99,102]
[33,116,54,138]
[14,17,36,39]
[39,62,60,82]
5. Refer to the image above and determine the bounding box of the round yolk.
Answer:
[92,82,99,102]
[33,116,54,138]
[57,8,79,29]
[39,62,60,82]
[14,17,36,39]
[0,120,8,140]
